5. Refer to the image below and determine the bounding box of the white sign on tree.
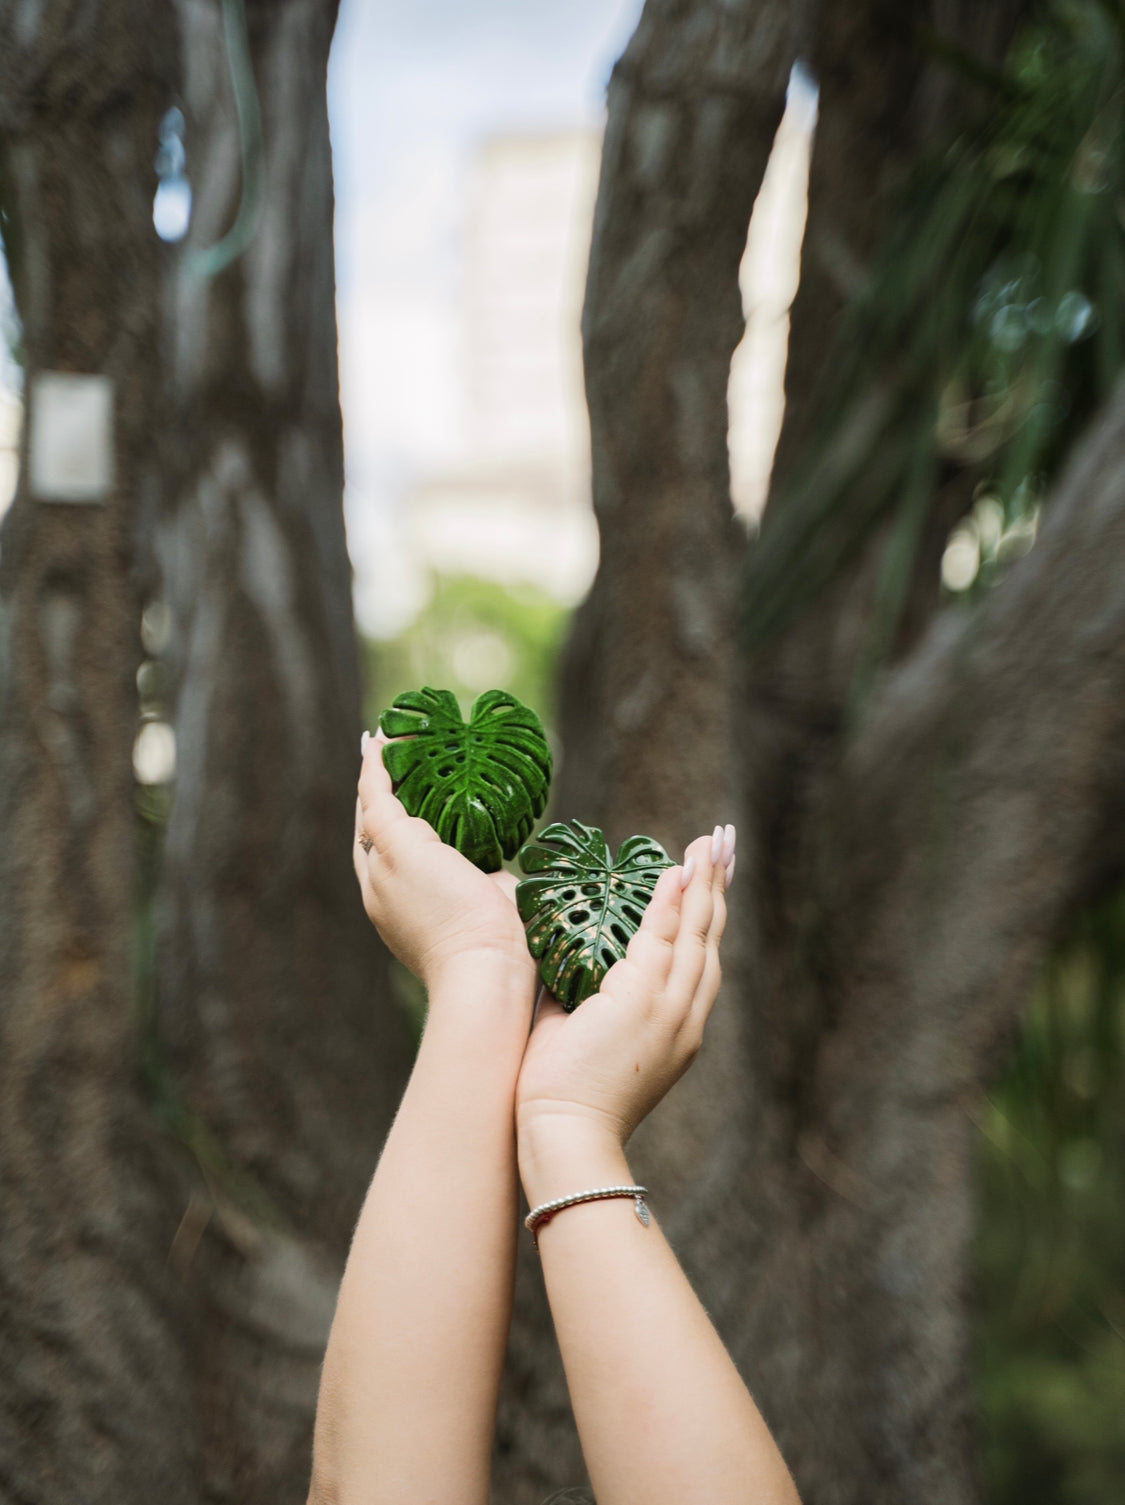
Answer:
[29,372,115,503]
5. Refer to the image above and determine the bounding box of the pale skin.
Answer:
[307,730,800,1505]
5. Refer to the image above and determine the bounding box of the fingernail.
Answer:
[680,856,696,890]
[725,852,736,890]
[361,730,371,756]
[710,825,723,865]
[722,823,736,866]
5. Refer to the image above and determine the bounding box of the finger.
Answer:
[688,909,724,1034]
[358,729,411,854]
[353,796,377,905]
[662,833,717,1016]
[598,865,683,1008]
[707,827,728,944]
[689,945,722,1038]
[638,863,683,944]
[687,846,729,1034]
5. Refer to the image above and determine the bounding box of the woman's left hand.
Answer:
[354,730,537,995]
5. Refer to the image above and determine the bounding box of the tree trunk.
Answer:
[159,0,409,1244]
[499,2,1111,1503]
[733,379,1125,1505]
[153,2,411,1497]
[497,2,796,1497]
[0,4,411,1500]
[737,6,1034,1499]
[0,8,198,1502]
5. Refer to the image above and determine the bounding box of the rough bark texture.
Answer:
[0,4,410,1501]
[736,7,1034,1499]
[499,1,1118,1503]
[152,3,411,1498]
[496,2,800,1498]
[0,7,197,1502]
[733,384,1125,1505]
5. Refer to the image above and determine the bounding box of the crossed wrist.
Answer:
[423,944,537,1000]
[517,1109,630,1210]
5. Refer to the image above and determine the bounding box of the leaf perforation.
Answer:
[516,820,673,1011]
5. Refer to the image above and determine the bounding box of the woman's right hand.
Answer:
[515,824,733,1160]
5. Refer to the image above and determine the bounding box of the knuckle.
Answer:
[689,909,713,945]
[678,1012,705,1057]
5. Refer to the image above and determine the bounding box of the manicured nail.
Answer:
[722,823,736,867]
[680,856,696,890]
[710,825,723,865]
[361,730,371,756]
[725,852,736,890]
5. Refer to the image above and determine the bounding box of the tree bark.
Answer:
[0,7,198,1502]
[0,4,411,1500]
[503,1,1118,1503]
[497,2,798,1497]
[153,2,411,1497]
[735,8,1031,1496]
[726,407,1125,1505]
[159,0,409,1245]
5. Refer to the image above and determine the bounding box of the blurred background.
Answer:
[0,1,1122,1502]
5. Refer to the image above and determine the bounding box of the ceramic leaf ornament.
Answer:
[378,687,552,872]
[516,820,673,1011]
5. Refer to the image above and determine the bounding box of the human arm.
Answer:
[307,732,538,1505]
[516,827,801,1505]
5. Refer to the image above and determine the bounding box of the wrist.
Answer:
[424,945,537,1002]
[420,952,538,1078]
[517,1109,631,1210]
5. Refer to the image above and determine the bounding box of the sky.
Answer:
[327,0,645,633]
[329,0,643,302]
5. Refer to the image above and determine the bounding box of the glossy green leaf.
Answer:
[516,821,673,1011]
[379,687,552,872]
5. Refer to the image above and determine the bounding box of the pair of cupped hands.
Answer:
[354,728,735,1150]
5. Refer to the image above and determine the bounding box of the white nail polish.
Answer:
[725,853,736,890]
[680,856,696,890]
[722,823,736,866]
[710,825,723,865]
[361,730,371,756]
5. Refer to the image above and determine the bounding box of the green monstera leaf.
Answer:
[516,821,673,1012]
[378,687,552,872]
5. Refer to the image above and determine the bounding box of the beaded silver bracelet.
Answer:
[524,1185,650,1251]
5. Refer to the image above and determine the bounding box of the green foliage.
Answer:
[744,0,1125,658]
[365,577,571,1033]
[365,575,569,743]
[516,821,672,1011]
[379,687,552,872]
[974,890,1125,1503]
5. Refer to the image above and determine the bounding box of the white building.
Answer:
[403,129,602,605]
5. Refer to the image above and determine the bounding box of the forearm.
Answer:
[520,1120,800,1505]
[310,956,534,1505]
